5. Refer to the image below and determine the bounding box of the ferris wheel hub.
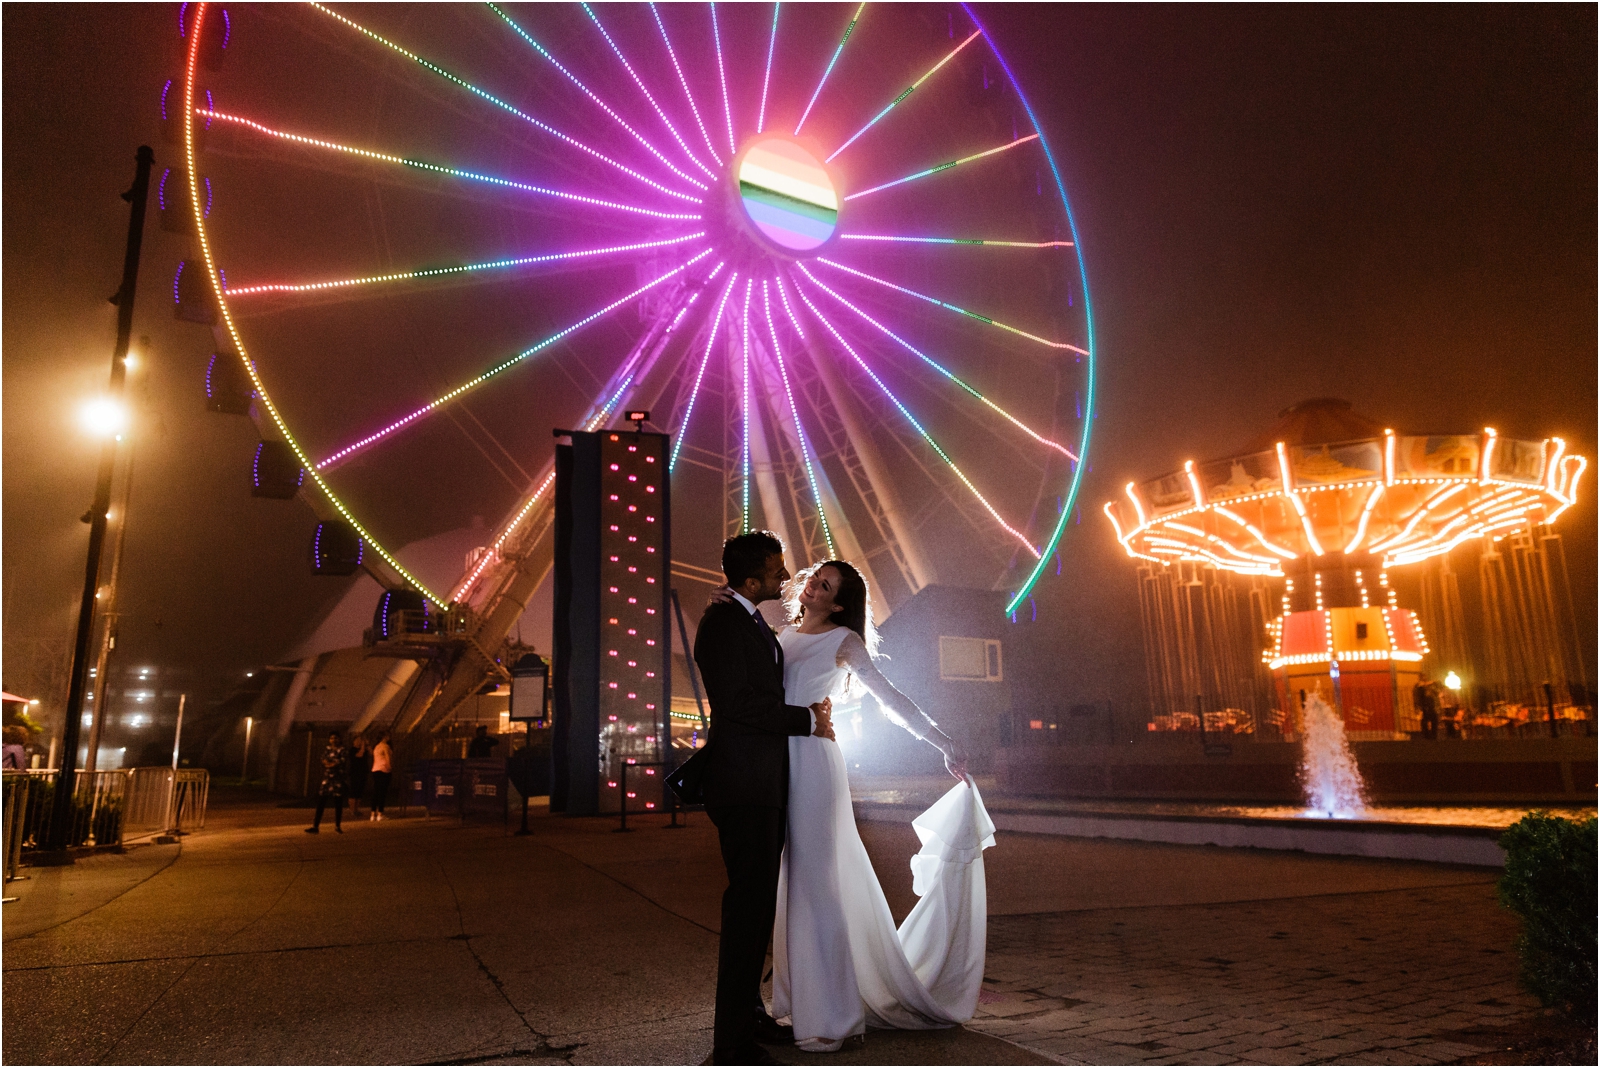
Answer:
[733,137,840,256]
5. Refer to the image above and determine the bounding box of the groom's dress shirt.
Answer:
[730,592,812,730]
[730,591,782,661]
[693,597,814,809]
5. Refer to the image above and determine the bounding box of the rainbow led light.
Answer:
[738,139,839,252]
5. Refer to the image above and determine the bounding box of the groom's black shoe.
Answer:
[711,1044,779,1065]
[753,1013,794,1044]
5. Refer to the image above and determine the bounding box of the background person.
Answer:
[306,731,349,834]
[369,732,393,821]
[467,724,499,758]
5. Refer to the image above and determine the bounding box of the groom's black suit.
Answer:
[694,599,814,1058]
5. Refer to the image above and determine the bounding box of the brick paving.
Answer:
[967,881,1537,1065]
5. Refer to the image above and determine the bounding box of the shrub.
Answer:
[1497,812,1597,1017]
[91,796,124,846]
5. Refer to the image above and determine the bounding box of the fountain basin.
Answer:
[995,736,1596,805]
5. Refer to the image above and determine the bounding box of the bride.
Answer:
[758,560,996,1053]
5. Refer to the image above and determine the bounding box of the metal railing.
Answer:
[2,769,128,851]
[0,767,211,863]
[123,767,209,837]
[3,773,41,887]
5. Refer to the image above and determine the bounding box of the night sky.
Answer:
[4,4,1594,731]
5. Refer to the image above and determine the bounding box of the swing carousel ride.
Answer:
[1104,399,1588,736]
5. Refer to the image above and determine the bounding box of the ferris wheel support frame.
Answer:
[389,279,706,736]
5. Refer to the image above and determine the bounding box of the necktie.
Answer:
[753,610,779,661]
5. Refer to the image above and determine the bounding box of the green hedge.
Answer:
[1498,812,1597,1017]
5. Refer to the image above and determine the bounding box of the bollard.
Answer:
[615,761,666,833]
[616,762,633,833]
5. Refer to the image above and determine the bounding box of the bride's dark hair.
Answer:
[785,559,880,657]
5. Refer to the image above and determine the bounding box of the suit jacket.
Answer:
[693,599,813,808]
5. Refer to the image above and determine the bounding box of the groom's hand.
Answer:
[811,698,835,740]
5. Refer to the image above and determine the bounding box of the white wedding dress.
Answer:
[771,626,996,1052]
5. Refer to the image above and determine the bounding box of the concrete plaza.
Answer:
[2,787,1536,1065]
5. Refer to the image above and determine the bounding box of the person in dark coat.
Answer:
[1414,677,1440,739]
[306,731,349,834]
[694,531,834,1065]
[466,725,499,758]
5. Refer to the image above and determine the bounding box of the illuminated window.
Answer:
[938,637,1003,682]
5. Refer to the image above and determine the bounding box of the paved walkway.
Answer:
[2,788,1540,1064]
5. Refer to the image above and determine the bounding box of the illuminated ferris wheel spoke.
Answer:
[222,232,708,300]
[797,267,1077,462]
[843,133,1038,202]
[787,275,1042,560]
[739,278,754,532]
[489,3,710,188]
[580,3,718,181]
[181,4,443,607]
[761,280,836,557]
[794,1,865,136]
[196,110,702,221]
[812,257,1088,355]
[757,3,780,134]
[649,2,723,167]
[317,247,714,469]
[603,264,724,430]
[669,272,741,473]
[839,233,1074,250]
[709,3,737,157]
[309,2,701,203]
[454,277,716,602]
[827,29,983,163]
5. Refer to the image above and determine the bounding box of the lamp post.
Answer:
[83,339,147,778]
[242,716,254,781]
[40,146,154,862]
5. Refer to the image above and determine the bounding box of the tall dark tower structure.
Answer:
[552,430,672,815]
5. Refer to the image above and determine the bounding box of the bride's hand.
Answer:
[811,698,835,740]
[942,741,969,782]
[707,585,736,606]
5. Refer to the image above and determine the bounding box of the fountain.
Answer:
[1299,691,1367,818]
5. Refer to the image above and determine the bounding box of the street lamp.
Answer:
[78,396,129,438]
[1444,670,1462,692]
[39,145,154,863]
[241,716,254,781]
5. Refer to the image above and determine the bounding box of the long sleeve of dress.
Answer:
[835,630,942,743]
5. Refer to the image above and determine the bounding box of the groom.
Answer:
[695,531,834,1065]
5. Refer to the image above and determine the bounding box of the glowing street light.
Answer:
[79,396,129,438]
[1444,670,1462,691]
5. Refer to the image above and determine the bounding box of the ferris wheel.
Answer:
[173,1,1095,724]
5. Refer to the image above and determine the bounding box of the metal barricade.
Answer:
[3,772,39,886]
[121,767,209,838]
[11,770,129,850]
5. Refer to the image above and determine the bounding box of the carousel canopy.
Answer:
[1105,399,1587,576]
